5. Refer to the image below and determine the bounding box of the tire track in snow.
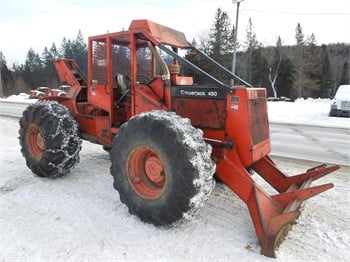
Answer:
[289,126,349,164]
[0,176,34,194]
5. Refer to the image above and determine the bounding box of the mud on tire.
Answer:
[19,101,81,178]
[110,110,215,226]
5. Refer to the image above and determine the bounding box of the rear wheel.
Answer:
[110,110,215,226]
[19,101,81,178]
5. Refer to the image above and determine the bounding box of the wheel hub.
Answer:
[145,156,164,183]
[27,124,44,159]
[127,147,166,199]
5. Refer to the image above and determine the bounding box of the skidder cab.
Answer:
[19,19,339,257]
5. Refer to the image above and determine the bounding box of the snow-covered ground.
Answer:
[0,93,36,103]
[0,94,349,261]
[0,116,349,261]
[268,98,349,128]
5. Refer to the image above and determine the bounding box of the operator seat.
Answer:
[115,73,130,93]
[114,74,131,106]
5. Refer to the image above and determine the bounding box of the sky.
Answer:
[1,0,349,65]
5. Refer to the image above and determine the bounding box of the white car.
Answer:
[329,85,350,117]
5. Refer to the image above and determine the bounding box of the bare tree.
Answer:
[267,37,282,98]
[198,30,211,54]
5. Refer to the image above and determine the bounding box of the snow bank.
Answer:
[2,93,349,128]
[268,98,350,128]
[0,93,35,102]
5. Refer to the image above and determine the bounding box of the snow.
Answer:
[0,93,36,103]
[1,94,350,261]
[267,98,350,128]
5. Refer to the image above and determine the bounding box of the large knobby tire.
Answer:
[19,101,81,178]
[110,110,216,226]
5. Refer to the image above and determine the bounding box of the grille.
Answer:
[341,101,350,110]
[248,98,269,145]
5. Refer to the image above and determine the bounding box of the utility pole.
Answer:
[231,0,244,86]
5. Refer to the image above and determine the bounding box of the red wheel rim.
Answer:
[27,124,44,159]
[127,147,166,199]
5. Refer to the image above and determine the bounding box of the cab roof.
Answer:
[89,19,191,49]
[129,19,190,48]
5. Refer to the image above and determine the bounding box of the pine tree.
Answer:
[21,48,44,90]
[42,43,59,87]
[339,61,350,85]
[50,43,59,59]
[0,51,5,97]
[320,45,332,97]
[184,39,207,84]
[0,51,9,97]
[72,30,88,75]
[61,37,74,59]
[276,56,295,98]
[303,33,322,97]
[251,47,269,88]
[208,8,235,84]
[209,8,234,57]
[245,18,259,83]
[59,31,88,75]
[243,19,269,88]
[293,23,306,99]
[245,18,258,50]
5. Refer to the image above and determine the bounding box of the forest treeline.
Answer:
[0,31,87,97]
[185,9,349,99]
[0,8,349,99]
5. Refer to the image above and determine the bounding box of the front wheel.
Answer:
[110,110,215,226]
[19,101,81,178]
